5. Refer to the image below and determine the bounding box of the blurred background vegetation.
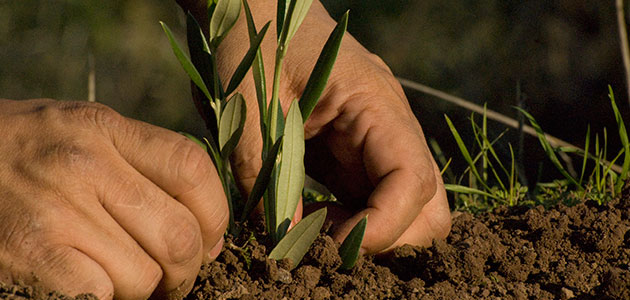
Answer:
[1,0,629,184]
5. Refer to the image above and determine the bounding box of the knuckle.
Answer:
[163,213,202,265]
[168,137,213,191]
[60,101,123,129]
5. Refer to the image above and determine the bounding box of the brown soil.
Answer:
[3,189,630,299]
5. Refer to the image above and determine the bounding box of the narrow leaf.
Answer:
[160,21,212,101]
[219,93,247,158]
[276,0,289,39]
[240,136,283,222]
[268,97,285,143]
[226,22,271,95]
[243,0,268,141]
[609,86,630,188]
[186,13,219,137]
[180,132,208,152]
[299,11,348,122]
[444,184,500,200]
[515,107,580,187]
[275,101,305,239]
[444,114,490,191]
[269,207,327,270]
[339,215,367,270]
[281,0,313,46]
[209,0,242,46]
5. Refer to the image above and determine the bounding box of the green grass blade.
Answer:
[609,86,630,190]
[444,114,490,191]
[515,107,581,188]
[209,0,242,47]
[160,22,212,102]
[269,207,327,270]
[240,136,283,222]
[444,184,500,200]
[242,0,268,138]
[339,215,367,270]
[275,100,305,240]
[579,125,591,185]
[299,11,348,122]
[219,93,247,158]
[226,21,271,95]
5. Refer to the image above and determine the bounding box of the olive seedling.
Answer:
[161,0,365,270]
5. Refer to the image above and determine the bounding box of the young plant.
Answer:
[442,105,527,212]
[161,0,364,270]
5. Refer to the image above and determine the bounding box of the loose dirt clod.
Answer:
[3,188,630,299]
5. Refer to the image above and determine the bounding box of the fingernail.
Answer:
[359,247,367,256]
[206,237,224,262]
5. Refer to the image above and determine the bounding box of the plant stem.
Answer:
[616,0,630,106]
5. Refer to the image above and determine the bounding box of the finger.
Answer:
[14,246,114,300]
[328,98,437,253]
[78,103,228,262]
[90,146,207,296]
[384,162,452,250]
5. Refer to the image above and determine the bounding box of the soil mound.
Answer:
[2,189,630,299]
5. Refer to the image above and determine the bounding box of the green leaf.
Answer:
[243,0,268,142]
[444,184,500,200]
[339,215,367,270]
[278,0,313,47]
[209,0,242,47]
[276,0,289,39]
[269,207,327,270]
[186,13,219,137]
[160,21,212,102]
[240,136,283,222]
[515,107,581,188]
[219,93,247,158]
[275,100,305,240]
[609,86,630,189]
[226,21,271,95]
[268,97,285,143]
[444,114,490,191]
[179,132,208,152]
[299,11,348,122]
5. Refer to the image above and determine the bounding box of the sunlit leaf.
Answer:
[444,184,500,200]
[219,93,246,158]
[240,136,283,222]
[209,0,242,47]
[243,0,268,136]
[226,21,270,95]
[160,21,212,101]
[269,207,327,270]
[444,114,490,191]
[278,0,313,47]
[515,107,580,188]
[299,11,348,122]
[339,215,367,270]
[275,100,305,239]
[609,86,630,190]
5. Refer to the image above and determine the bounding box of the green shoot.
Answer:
[162,0,358,270]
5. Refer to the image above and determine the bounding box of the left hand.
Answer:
[177,0,452,253]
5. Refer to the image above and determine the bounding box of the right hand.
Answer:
[0,99,228,299]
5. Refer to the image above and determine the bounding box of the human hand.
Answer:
[179,0,451,253]
[0,99,228,299]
